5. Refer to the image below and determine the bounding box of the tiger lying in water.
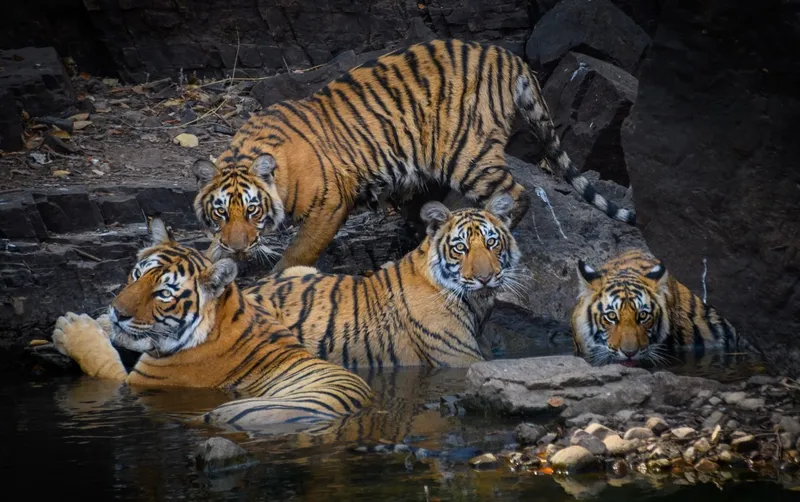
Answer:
[51,218,371,431]
[571,249,747,366]
[192,38,635,273]
[250,193,522,370]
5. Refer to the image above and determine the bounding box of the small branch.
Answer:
[142,77,171,90]
[229,26,240,90]
[75,248,102,262]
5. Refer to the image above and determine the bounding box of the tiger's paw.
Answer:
[52,312,126,380]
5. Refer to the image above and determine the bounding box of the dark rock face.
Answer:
[0,47,75,118]
[622,0,800,377]
[541,52,638,185]
[525,0,652,74]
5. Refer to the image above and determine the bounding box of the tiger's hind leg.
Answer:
[270,202,351,274]
[52,312,128,381]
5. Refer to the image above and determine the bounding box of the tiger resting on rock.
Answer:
[51,218,372,431]
[571,249,747,366]
[192,38,636,273]
[251,193,521,370]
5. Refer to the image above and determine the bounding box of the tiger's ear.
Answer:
[485,193,514,225]
[250,154,277,183]
[148,217,174,245]
[577,259,602,294]
[193,159,218,186]
[201,258,238,298]
[645,261,669,292]
[420,201,452,237]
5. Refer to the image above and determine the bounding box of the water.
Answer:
[2,352,795,502]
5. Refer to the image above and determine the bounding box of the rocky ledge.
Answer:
[457,356,800,484]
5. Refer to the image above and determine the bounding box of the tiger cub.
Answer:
[571,249,744,366]
[248,193,521,370]
[192,38,635,273]
[51,218,371,431]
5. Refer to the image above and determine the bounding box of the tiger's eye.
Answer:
[213,207,227,219]
[638,311,651,322]
[486,237,497,247]
[603,312,618,323]
[454,243,467,253]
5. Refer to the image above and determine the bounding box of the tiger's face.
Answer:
[421,194,521,295]
[107,218,238,357]
[572,254,671,366]
[192,154,285,262]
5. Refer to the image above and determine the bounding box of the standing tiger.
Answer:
[193,38,636,272]
[249,194,521,370]
[51,218,372,431]
[571,249,745,366]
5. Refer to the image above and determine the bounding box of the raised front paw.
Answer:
[52,312,126,380]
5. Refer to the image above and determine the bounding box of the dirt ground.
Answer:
[0,73,261,192]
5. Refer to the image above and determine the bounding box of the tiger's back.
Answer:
[193,39,634,272]
[571,249,742,365]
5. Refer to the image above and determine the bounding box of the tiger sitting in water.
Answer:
[571,249,745,366]
[249,193,521,370]
[192,38,635,273]
[51,218,372,431]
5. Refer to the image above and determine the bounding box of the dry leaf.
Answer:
[80,72,91,80]
[29,339,49,346]
[50,129,71,139]
[161,99,184,108]
[102,77,120,87]
[173,133,199,148]
[92,169,105,176]
[547,396,565,408]
[52,170,70,178]
[72,120,92,130]
[68,112,90,121]
[132,85,145,95]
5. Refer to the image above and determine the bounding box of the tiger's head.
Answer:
[571,252,671,366]
[106,218,238,357]
[192,154,285,262]
[421,193,521,296]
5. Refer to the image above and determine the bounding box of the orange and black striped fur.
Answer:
[248,194,521,370]
[51,218,372,431]
[571,249,743,366]
[192,38,636,272]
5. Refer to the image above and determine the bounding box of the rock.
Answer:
[512,52,638,186]
[194,437,255,473]
[646,458,671,471]
[604,434,635,456]
[614,410,636,422]
[469,453,498,469]
[730,435,758,453]
[515,423,547,445]
[726,420,740,430]
[624,427,654,440]
[708,397,722,406]
[779,433,796,450]
[545,444,562,459]
[683,447,697,463]
[703,411,725,431]
[693,438,712,454]
[710,425,723,444]
[737,398,765,411]
[621,0,800,378]
[779,417,800,435]
[747,375,776,387]
[646,417,670,436]
[539,433,558,446]
[463,356,720,419]
[721,392,747,405]
[670,428,697,440]
[173,133,198,148]
[566,413,605,428]
[0,47,75,118]
[549,445,599,473]
[0,89,23,152]
[526,0,651,73]
[694,458,720,473]
[0,191,48,240]
[35,190,105,234]
[570,430,607,456]
[585,423,615,440]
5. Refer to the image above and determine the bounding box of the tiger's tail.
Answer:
[512,68,637,226]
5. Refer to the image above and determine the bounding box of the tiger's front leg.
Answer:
[52,312,128,381]
[271,204,350,274]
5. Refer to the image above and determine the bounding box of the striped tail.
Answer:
[513,71,637,226]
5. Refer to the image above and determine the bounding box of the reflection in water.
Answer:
[1,357,794,502]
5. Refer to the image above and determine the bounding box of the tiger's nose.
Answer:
[622,348,639,359]
[475,273,493,285]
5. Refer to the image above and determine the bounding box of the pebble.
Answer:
[721,391,747,405]
[515,423,546,445]
[565,413,604,428]
[646,458,672,471]
[708,396,722,406]
[545,444,561,458]
[683,446,697,463]
[615,409,636,422]
[194,437,255,473]
[585,423,615,440]
[469,453,498,469]
[671,427,697,440]
[624,427,655,440]
[731,435,758,453]
[603,434,636,456]
[737,398,765,411]
[697,390,713,399]
[747,375,776,387]
[703,411,725,430]
[695,458,720,473]
[549,446,598,473]
[779,417,800,435]
[538,433,557,445]
[726,419,740,430]
[646,416,670,435]
[711,425,723,443]
[570,431,607,456]
[693,437,712,454]
[779,432,795,449]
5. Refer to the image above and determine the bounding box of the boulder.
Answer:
[621,0,800,378]
[194,437,256,474]
[525,0,651,74]
[462,356,721,418]
[549,445,599,473]
[541,52,638,186]
[0,47,75,118]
